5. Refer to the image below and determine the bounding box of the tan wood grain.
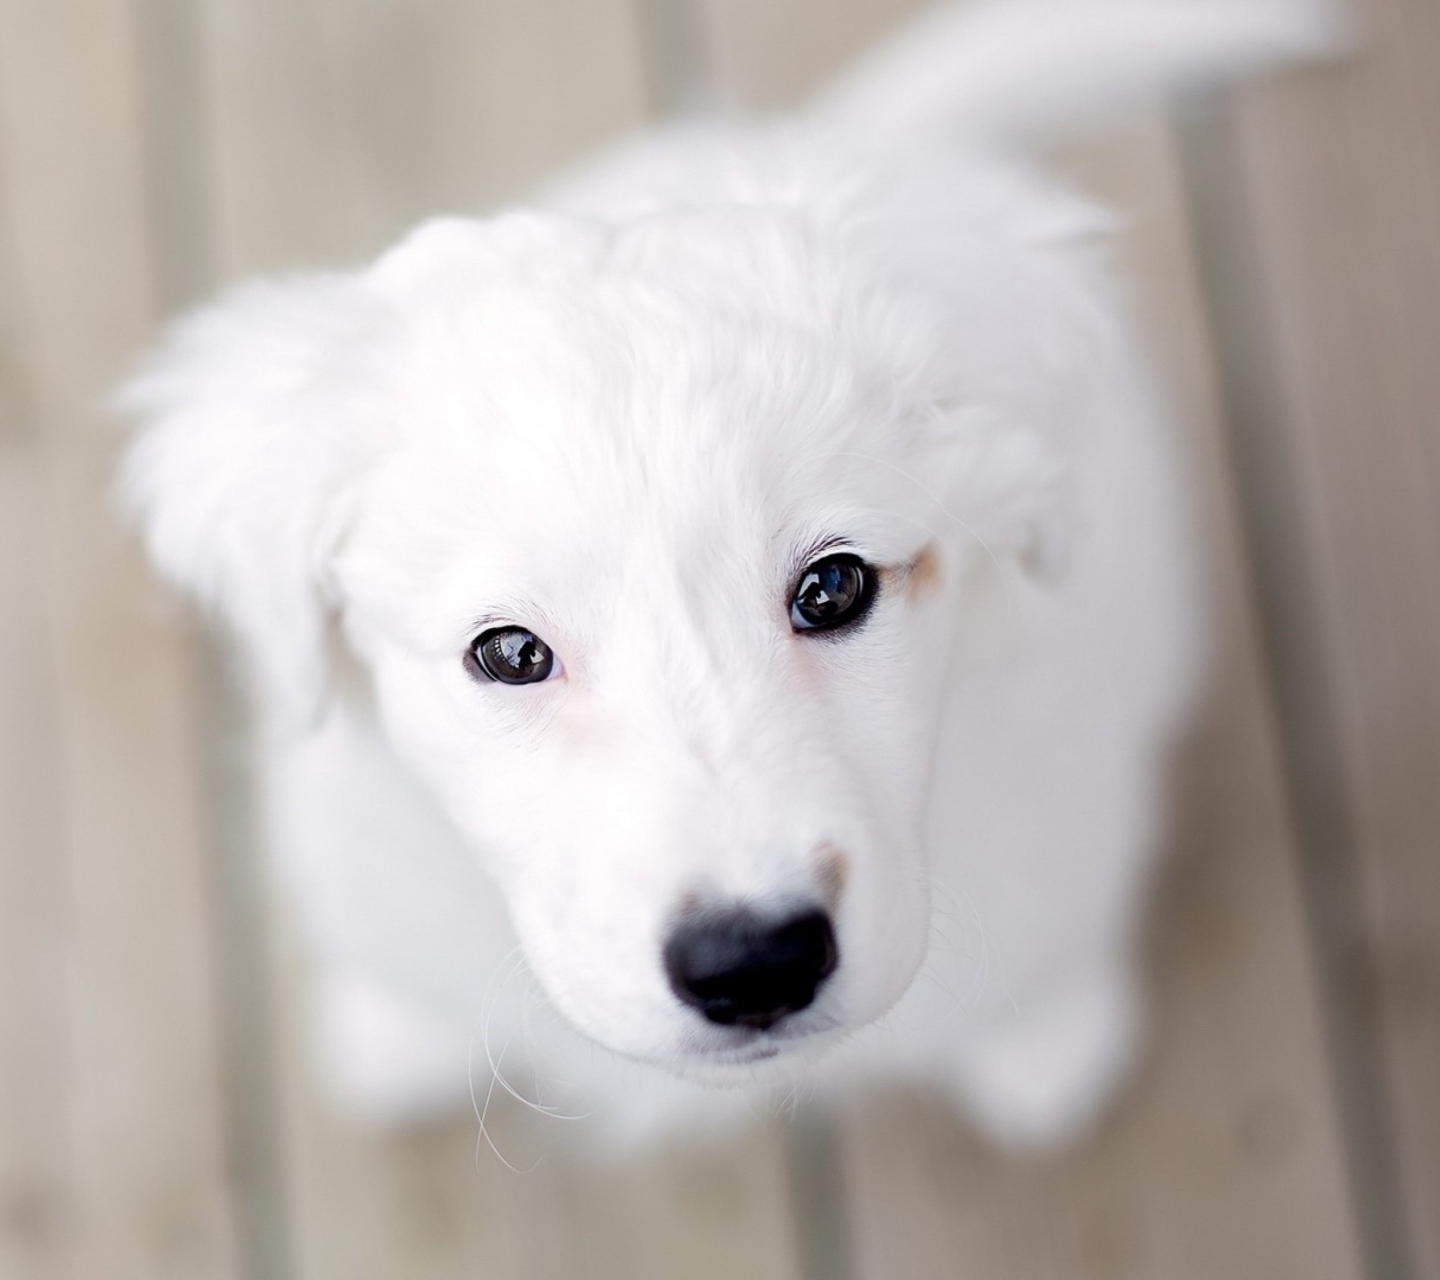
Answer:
[41,444,241,1280]
[700,0,929,111]
[0,0,242,1276]
[310,0,651,256]
[0,0,157,441]
[197,0,651,281]
[540,1122,801,1280]
[1226,0,1440,1272]
[0,162,32,448]
[260,920,804,1280]
[273,989,804,1280]
[0,450,72,1280]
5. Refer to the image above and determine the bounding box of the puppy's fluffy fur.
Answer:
[121,1,1337,1146]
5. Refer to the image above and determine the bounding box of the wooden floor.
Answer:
[0,1,1435,1277]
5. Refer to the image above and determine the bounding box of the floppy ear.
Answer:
[118,274,389,729]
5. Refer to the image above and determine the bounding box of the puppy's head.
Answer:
[122,190,1104,1077]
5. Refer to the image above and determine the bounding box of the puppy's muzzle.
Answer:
[663,906,838,1031]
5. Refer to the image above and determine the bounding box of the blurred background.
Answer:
[0,0,1436,1277]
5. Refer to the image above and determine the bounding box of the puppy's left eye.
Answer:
[790,553,877,633]
[465,627,558,685]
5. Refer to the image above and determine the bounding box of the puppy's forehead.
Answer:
[372,207,921,438]
[387,218,914,477]
[345,210,934,631]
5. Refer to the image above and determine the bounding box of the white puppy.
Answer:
[120,2,1337,1147]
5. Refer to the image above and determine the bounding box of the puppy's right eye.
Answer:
[790,553,877,634]
[465,627,558,685]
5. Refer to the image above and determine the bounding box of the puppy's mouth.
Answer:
[666,1011,844,1074]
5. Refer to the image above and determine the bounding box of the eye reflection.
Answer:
[465,626,557,685]
[790,553,877,633]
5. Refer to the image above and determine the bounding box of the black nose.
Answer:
[663,907,839,1030]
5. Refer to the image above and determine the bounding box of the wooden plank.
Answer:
[310,0,652,255]
[267,927,802,1280]
[1221,1,1440,1273]
[699,0,928,111]
[277,1080,803,1280]
[695,2,1367,1275]
[262,926,556,1280]
[197,0,652,280]
[0,157,32,448]
[0,450,72,1280]
[0,0,242,1276]
[38,442,241,1280]
[0,0,157,439]
[540,1121,800,1280]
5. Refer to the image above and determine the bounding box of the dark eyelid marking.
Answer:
[464,599,558,650]
[786,534,850,598]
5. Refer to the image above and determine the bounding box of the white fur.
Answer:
[119,1,1333,1148]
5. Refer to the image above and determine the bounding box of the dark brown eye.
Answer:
[790,553,877,633]
[466,627,557,685]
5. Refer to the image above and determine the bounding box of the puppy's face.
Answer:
[125,204,1077,1079]
[338,214,963,1074]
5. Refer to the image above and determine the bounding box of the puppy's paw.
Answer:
[310,971,473,1126]
[949,958,1143,1150]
